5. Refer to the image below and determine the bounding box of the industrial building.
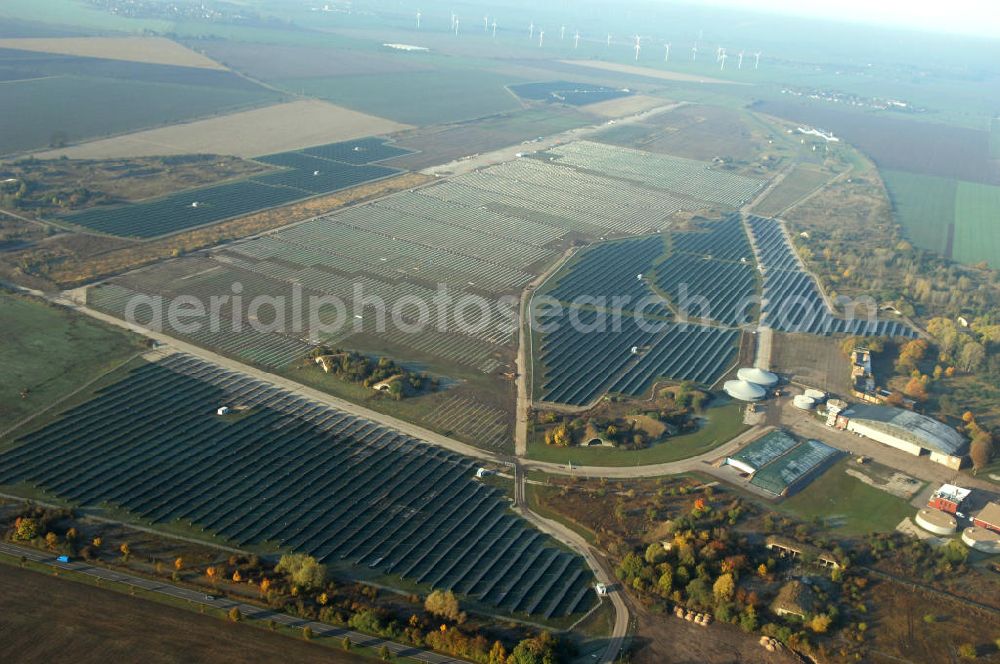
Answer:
[927,484,972,515]
[973,502,1000,535]
[827,403,967,469]
[724,429,840,496]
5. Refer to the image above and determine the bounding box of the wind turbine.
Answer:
[454,17,459,35]
[754,51,762,69]
[529,21,534,39]
[720,51,728,70]
[634,38,641,61]
[539,29,545,47]
[607,33,612,46]
[492,20,497,39]
[561,25,566,40]
[415,10,421,29]
[692,44,698,60]
[574,30,580,49]
[483,15,489,32]
[664,42,670,62]
[738,51,744,70]
[450,12,456,31]
[716,46,724,62]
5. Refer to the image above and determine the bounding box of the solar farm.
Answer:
[532,234,742,406]
[549,140,766,207]
[746,215,917,337]
[86,141,774,382]
[725,430,841,496]
[61,137,411,238]
[0,353,597,619]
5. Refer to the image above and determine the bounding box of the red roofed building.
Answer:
[973,502,1000,535]
[928,484,971,515]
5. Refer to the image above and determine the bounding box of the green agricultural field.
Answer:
[953,180,1000,268]
[991,117,1000,158]
[0,292,145,435]
[527,402,748,466]
[0,75,279,155]
[775,458,917,535]
[881,170,956,257]
[279,70,527,126]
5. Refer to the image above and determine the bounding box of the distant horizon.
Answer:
[692,0,1000,39]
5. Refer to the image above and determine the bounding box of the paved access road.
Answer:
[0,542,465,664]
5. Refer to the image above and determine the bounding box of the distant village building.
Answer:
[829,404,967,469]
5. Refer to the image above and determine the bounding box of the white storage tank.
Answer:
[803,389,827,402]
[793,395,816,410]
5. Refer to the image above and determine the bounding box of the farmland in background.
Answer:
[0,36,225,69]
[881,170,957,258]
[992,117,1000,158]
[953,181,1000,268]
[277,69,530,126]
[0,47,281,156]
[752,99,1000,185]
[31,100,410,161]
[0,354,597,620]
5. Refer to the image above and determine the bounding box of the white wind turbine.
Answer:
[450,12,456,31]
[607,33,612,46]
[492,19,497,39]
[561,25,566,40]
[720,51,728,70]
[754,51,762,69]
[539,29,545,47]
[483,15,489,32]
[738,51,744,70]
[692,44,698,60]
[664,42,670,62]
[634,36,641,61]
[415,10,421,29]
[529,21,534,39]
[574,30,580,49]
[454,16,459,35]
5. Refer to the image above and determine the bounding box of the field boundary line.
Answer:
[0,349,147,443]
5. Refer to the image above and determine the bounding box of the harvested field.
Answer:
[0,37,226,69]
[0,75,279,157]
[508,80,630,106]
[752,163,832,217]
[33,100,410,160]
[581,94,667,118]
[0,562,364,664]
[559,60,742,85]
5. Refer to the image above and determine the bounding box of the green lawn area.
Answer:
[526,402,748,466]
[278,69,527,125]
[0,75,278,155]
[881,169,957,257]
[775,458,917,536]
[952,180,1000,268]
[0,293,145,436]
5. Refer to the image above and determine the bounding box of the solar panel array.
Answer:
[747,215,917,337]
[550,141,765,207]
[0,354,597,618]
[62,137,410,238]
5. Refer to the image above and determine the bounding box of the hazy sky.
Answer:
[700,0,1000,37]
